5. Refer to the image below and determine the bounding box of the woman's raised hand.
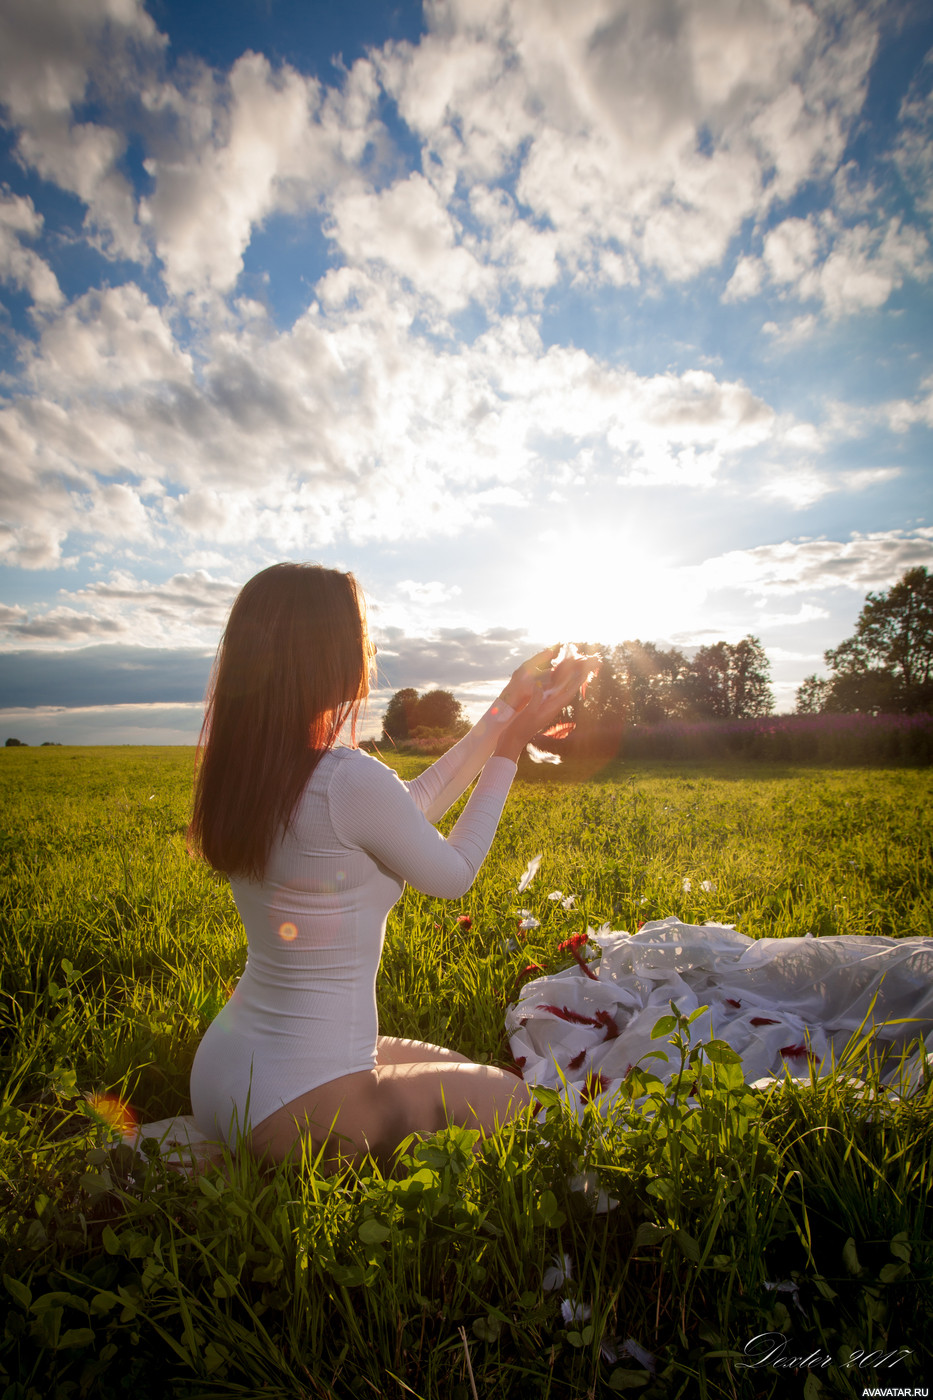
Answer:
[497,645,562,713]
[494,650,598,763]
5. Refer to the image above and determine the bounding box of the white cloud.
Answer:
[886,373,933,433]
[0,0,162,261]
[141,51,381,299]
[327,172,491,311]
[379,0,881,289]
[0,190,63,307]
[759,465,900,509]
[0,273,785,567]
[893,53,933,219]
[698,528,933,596]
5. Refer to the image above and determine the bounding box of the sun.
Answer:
[512,524,699,648]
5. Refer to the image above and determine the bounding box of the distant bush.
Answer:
[560,712,933,766]
[619,712,933,765]
[4,737,26,747]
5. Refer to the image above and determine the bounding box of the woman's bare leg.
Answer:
[375,1034,472,1066]
[248,1058,532,1169]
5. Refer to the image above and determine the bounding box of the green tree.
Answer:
[613,640,689,723]
[822,566,933,713]
[413,689,465,733]
[795,674,831,714]
[381,688,467,743]
[682,636,774,719]
[382,687,419,741]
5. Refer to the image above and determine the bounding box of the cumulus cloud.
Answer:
[140,50,382,299]
[0,570,239,651]
[0,272,785,567]
[698,528,933,596]
[0,189,63,307]
[0,0,162,261]
[725,213,931,317]
[377,0,880,288]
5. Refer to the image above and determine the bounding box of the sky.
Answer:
[0,0,931,745]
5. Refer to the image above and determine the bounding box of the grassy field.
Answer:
[1,746,931,1399]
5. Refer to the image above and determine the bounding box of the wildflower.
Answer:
[518,853,543,892]
[457,914,472,930]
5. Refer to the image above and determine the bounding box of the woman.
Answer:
[188,561,592,1168]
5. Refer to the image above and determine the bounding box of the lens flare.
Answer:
[278,921,298,942]
[85,1093,137,1136]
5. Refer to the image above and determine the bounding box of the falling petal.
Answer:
[540,721,575,740]
[517,853,543,893]
[700,880,716,893]
[519,916,541,930]
[682,878,692,893]
[560,1299,592,1325]
[561,894,576,910]
[547,891,563,901]
[526,744,561,764]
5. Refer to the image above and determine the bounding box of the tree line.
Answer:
[380,567,933,748]
[796,567,932,716]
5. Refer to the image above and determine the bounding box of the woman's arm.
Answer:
[328,654,596,900]
[330,750,517,899]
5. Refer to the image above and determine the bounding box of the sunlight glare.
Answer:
[513,524,702,646]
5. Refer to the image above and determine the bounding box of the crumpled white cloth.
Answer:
[506,917,933,1100]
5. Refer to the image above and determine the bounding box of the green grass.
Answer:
[1,747,931,1399]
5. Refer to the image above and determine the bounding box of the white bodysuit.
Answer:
[189,703,517,1143]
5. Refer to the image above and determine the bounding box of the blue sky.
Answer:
[1,0,931,743]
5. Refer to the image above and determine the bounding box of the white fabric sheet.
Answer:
[506,917,933,1101]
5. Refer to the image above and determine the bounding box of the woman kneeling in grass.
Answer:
[188,562,591,1169]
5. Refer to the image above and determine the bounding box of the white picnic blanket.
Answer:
[507,917,933,1101]
[121,1115,227,1175]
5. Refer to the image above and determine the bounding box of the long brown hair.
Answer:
[189,562,373,880]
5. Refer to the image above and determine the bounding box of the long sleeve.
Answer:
[329,749,517,898]
[402,699,516,822]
